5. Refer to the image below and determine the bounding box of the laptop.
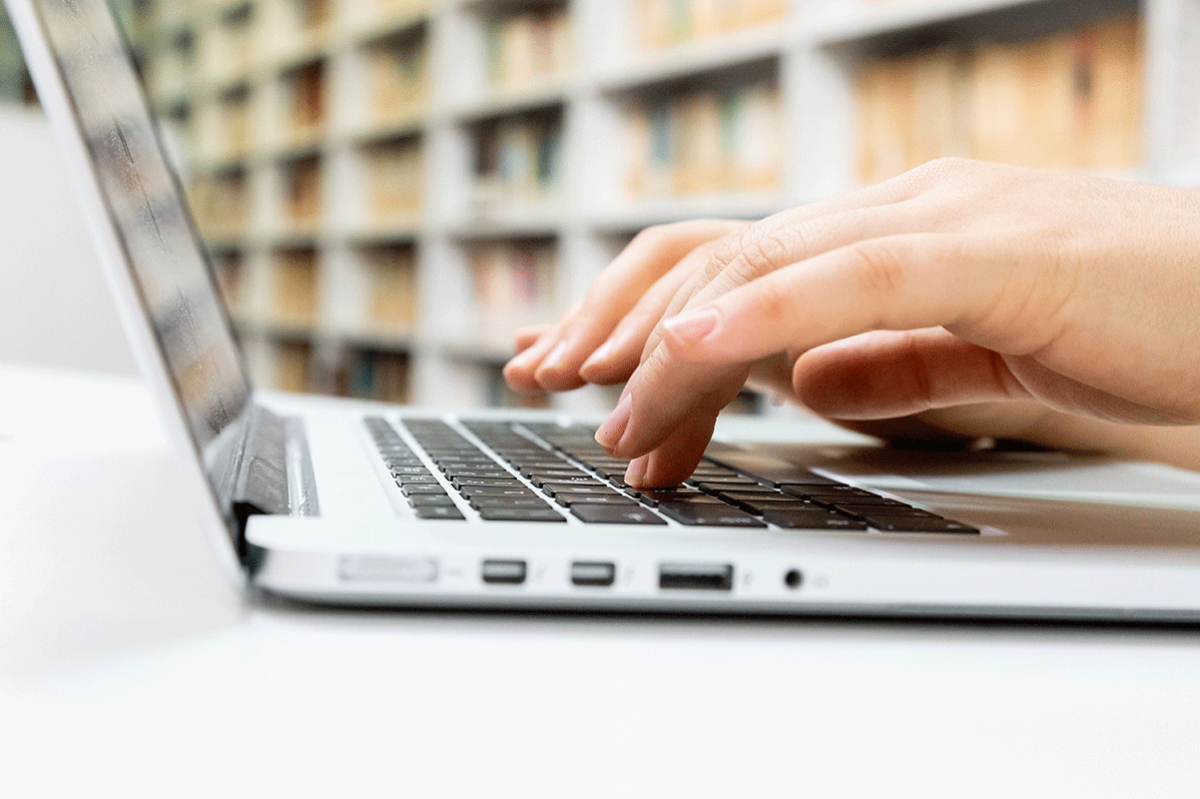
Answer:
[11,0,1200,620]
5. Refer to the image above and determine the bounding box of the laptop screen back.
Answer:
[16,0,254,534]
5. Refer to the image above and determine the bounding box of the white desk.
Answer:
[2,364,1199,798]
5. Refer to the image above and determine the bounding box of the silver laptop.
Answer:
[11,0,1200,619]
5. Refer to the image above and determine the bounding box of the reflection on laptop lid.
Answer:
[8,0,258,551]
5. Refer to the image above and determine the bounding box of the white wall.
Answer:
[0,106,136,374]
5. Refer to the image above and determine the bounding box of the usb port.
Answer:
[571,561,616,587]
[659,563,734,591]
[481,559,527,585]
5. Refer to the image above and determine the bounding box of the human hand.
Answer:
[591,158,1200,487]
[502,219,748,393]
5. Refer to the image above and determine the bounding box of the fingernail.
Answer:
[624,455,649,488]
[540,340,570,371]
[506,349,534,371]
[663,308,719,344]
[595,394,633,451]
[581,337,618,372]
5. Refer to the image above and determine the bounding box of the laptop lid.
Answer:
[6,0,256,572]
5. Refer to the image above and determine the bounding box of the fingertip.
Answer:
[637,450,695,489]
[623,455,649,488]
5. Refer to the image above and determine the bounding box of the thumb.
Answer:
[793,329,1031,419]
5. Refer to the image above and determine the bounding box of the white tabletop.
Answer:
[2,364,1199,798]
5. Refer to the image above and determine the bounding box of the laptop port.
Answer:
[481,559,527,585]
[571,561,616,587]
[659,563,734,591]
[784,569,803,589]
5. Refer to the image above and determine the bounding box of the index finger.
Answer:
[659,232,1024,365]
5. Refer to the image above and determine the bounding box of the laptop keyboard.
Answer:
[364,417,979,534]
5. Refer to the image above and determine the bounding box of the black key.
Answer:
[741,468,841,488]
[408,494,456,507]
[819,496,907,507]
[445,469,512,479]
[713,489,790,503]
[390,465,434,475]
[527,473,599,487]
[553,493,639,507]
[401,484,452,496]
[738,498,828,514]
[695,479,765,492]
[414,506,466,520]
[761,509,868,531]
[570,504,668,525]
[834,504,937,519]
[459,486,539,499]
[657,504,766,527]
[477,507,567,522]
[780,484,876,500]
[452,478,524,489]
[393,474,440,484]
[639,489,723,507]
[867,516,980,533]
[469,497,549,509]
[538,482,615,497]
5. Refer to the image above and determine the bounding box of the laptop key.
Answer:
[866,516,980,533]
[569,504,667,525]
[393,474,440,484]
[401,484,452,496]
[469,497,549,509]
[477,507,567,523]
[459,486,539,499]
[657,504,767,527]
[554,493,639,507]
[760,509,868,531]
[414,506,466,520]
[408,494,456,507]
[452,478,524,489]
[539,482,616,497]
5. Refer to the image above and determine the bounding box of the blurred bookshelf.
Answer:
[2,0,1195,413]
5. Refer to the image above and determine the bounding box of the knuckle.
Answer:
[631,223,670,249]
[900,156,974,192]
[849,240,907,297]
[706,223,807,288]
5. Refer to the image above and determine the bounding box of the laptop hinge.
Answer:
[232,405,293,546]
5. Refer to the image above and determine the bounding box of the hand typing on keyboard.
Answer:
[504,159,1200,487]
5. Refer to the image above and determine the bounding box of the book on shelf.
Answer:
[626,79,782,199]
[203,3,255,83]
[469,240,557,342]
[273,340,314,393]
[343,349,410,403]
[634,0,788,50]
[376,0,430,20]
[365,246,418,331]
[217,85,253,158]
[472,112,562,214]
[365,137,423,219]
[856,14,1143,183]
[294,0,332,33]
[286,60,325,141]
[190,168,248,239]
[272,248,319,325]
[368,35,427,124]
[282,155,322,224]
[483,4,571,91]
